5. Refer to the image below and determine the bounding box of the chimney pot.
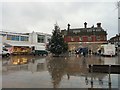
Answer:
[84,22,87,28]
[67,23,70,31]
[97,23,101,27]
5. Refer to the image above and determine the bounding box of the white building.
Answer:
[0,31,51,54]
[29,31,51,51]
[118,1,120,34]
[0,35,2,55]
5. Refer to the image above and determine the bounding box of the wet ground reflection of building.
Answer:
[2,55,119,88]
[2,55,47,73]
[118,53,120,89]
[65,57,108,89]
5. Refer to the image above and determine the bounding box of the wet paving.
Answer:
[1,54,120,88]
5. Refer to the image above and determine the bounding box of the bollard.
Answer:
[108,65,111,86]
[85,76,88,85]
[91,64,93,86]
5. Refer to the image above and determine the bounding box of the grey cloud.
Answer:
[2,2,118,39]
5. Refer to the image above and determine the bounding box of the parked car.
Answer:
[2,48,10,57]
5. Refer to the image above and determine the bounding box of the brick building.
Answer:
[61,22,107,53]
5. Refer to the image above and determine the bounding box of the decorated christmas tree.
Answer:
[49,23,68,56]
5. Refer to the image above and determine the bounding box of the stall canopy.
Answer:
[3,42,34,47]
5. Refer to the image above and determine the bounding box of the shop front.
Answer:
[3,42,33,54]
[12,46,31,54]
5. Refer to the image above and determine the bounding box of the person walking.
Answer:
[83,51,86,57]
[98,49,101,56]
[82,48,88,57]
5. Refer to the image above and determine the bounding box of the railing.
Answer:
[89,64,120,89]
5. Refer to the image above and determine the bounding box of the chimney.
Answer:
[84,22,87,28]
[67,23,70,31]
[97,23,101,28]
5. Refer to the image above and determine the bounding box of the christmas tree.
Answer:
[49,23,68,56]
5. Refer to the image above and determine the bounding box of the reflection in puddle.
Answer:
[2,55,47,73]
[12,58,28,65]
[2,55,119,88]
[47,57,68,88]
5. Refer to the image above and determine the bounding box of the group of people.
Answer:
[75,47,102,57]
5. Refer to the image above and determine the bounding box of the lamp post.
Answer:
[118,1,120,34]
[92,27,96,54]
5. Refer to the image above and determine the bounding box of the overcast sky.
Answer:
[0,0,119,39]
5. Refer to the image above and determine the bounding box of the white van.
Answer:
[31,45,48,56]
[101,44,116,56]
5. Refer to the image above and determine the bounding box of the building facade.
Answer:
[109,33,120,50]
[118,1,120,34]
[0,31,51,54]
[61,22,107,53]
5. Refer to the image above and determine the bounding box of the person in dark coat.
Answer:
[98,49,101,55]
[82,48,88,57]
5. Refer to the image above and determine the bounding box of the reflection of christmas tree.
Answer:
[47,57,67,88]
[48,23,68,56]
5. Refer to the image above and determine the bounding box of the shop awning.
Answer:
[3,42,34,47]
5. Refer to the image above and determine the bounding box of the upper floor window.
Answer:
[37,35,45,43]
[71,37,74,41]
[96,36,101,41]
[47,38,51,43]
[79,37,82,41]
[88,36,92,41]
[7,35,12,40]
[21,36,29,41]
[73,30,81,34]
[104,36,107,41]
[7,35,19,41]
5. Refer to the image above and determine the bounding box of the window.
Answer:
[37,35,45,43]
[7,35,12,40]
[47,38,51,42]
[71,37,74,41]
[73,30,81,34]
[79,37,82,41]
[104,36,106,41]
[97,36,101,41]
[15,36,19,41]
[7,35,28,41]
[88,36,92,41]
[92,29,95,31]
[20,36,29,41]
[87,29,92,32]
[7,35,19,41]
[11,35,15,40]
